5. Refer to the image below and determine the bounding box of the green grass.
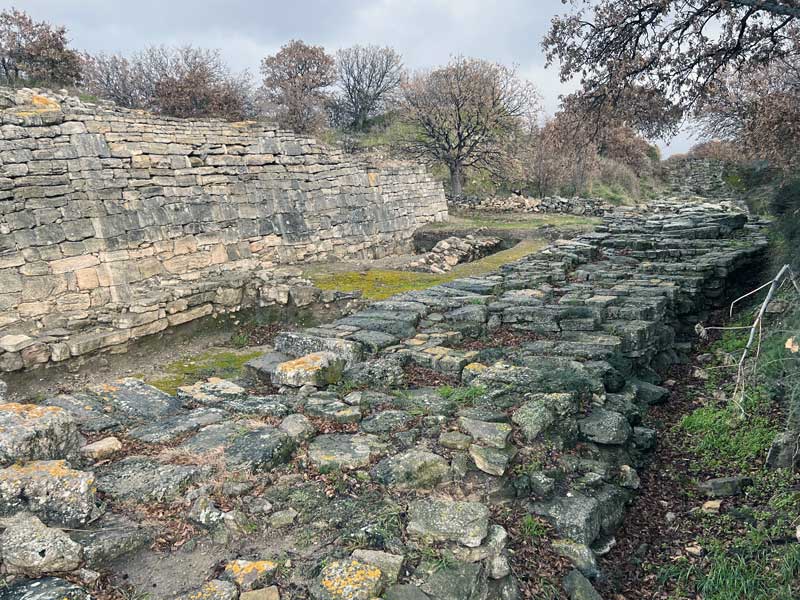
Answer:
[660,541,800,600]
[426,213,601,232]
[678,399,776,470]
[307,239,547,300]
[520,515,548,540]
[146,349,262,394]
[436,385,486,406]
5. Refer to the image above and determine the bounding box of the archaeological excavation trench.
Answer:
[0,91,771,600]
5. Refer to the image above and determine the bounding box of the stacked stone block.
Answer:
[0,88,447,371]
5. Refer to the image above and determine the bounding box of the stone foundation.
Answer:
[0,89,447,371]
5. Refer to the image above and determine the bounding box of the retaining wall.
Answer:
[0,89,447,371]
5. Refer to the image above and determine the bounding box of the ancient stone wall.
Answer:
[663,157,734,198]
[450,194,612,216]
[0,89,447,371]
[0,198,769,599]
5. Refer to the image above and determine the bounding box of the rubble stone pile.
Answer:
[449,194,612,216]
[406,235,502,273]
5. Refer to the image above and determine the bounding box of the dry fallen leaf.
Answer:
[786,337,799,353]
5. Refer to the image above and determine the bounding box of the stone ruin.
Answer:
[449,194,613,217]
[0,191,768,599]
[0,88,447,372]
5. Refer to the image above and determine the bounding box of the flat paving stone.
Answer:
[46,392,121,432]
[360,410,413,433]
[407,498,489,547]
[372,449,449,488]
[90,378,181,421]
[96,456,206,503]
[308,434,384,470]
[391,388,456,416]
[127,408,226,443]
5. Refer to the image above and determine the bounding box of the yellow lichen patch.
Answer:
[0,402,63,420]
[320,560,382,599]
[276,353,326,373]
[31,95,60,109]
[6,459,88,482]
[224,559,278,585]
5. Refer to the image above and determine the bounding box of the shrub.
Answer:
[770,179,800,271]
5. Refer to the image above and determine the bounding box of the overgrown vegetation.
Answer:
[639,295,800,600]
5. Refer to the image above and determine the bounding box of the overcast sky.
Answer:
[13,0,698,154]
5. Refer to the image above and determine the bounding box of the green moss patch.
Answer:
[425,213,600,232]
[308,239,547,300]
[147,349,262,395]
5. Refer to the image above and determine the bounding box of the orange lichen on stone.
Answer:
[0,402,63,420]
[6,459,87,481]
[224,559,278,585]
[276,353,327,373]
[31,95,60,108]
[320,560,382,598]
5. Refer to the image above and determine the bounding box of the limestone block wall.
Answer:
[0,89,447,371]
[663,157,734,198]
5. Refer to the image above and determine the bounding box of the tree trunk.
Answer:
[450,163,463,197]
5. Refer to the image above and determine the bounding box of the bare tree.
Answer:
[260,40,335,134]
[699,58,800,172]
[399,56,539,197]
[82,45,254,120]
[335,45,403,130]
[81,53,145,108]
[544,0,800,137]
[0,8,80,86]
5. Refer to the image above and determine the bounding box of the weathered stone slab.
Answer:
[0,460,97,527]
[1,577,92,600]
[96,457,205,503]
[407,498,489,547]
[127,407,226,443]
[0,403,79,465]
[308,433,384,470]
[69,512,151,568]
[273,352,346,387]
[90,378,181,421]
[1,514,83,576]
[372,449,449,488]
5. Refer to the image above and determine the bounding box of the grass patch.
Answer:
[436,384,486,406]
[426,212,601,232]
[520,515,548,540]
[678,388,776,471]
[307,239,547,300]
[147,349,262,395]
[658,539,800,600]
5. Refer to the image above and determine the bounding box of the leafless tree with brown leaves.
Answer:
[334,44,403,131]
[260,40,335,134]
[699,57,800,172]
[82,46,254,120]
[399,56,539,197]
[0,8,81,87]
[544,0,800,138]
